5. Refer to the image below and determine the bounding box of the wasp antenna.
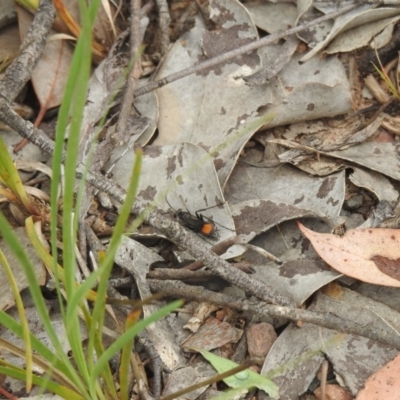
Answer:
[165,194,179,213]
[195,201,226,214]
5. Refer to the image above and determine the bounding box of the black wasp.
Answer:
[174,209,217,238]
[166,197,219,239]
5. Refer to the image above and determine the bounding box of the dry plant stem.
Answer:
[147,268,216,281]
[320,359,328,400]
[130,353,143,397]
[148,280,400,350]
[0,0,55,103]
[364,74,391,103]
[115,0,143,144]
[137,331,163,398]
[0,104,57,157]
[356,96,394,132]
[0,386,19,400]
[133,2,358,98]
[156,0,171,54]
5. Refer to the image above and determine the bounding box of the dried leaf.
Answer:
[17,7,73,114]
[245,2,297,33]
[298,222,400,287]
[262,286,399,398]
[349,167,398,203]
[0,25,20,65]
[299,3,400,62]
[357,353,400,400]
[328,141,400,181]
[182,317,242,351]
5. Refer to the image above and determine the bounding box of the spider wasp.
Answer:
[166,197,222,239]
[174,208,217,238]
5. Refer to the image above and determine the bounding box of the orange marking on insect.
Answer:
[201,223,215,236]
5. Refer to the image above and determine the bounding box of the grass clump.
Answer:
[0,1,182,398]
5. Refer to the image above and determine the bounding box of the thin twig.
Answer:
[147,268,215,281]
[0,0,55,103]
[115,0,143,145]
[137,331,163,399]
[320,359,329,400]
[0,103,57,156]
[148,279,400,350]
[156,0,171,54]
[133,2,359,98]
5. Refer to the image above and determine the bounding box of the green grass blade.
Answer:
[0,250,33,393]
[90,300,183,389]
[119,309,141,400]
[0,213,61,353]
[14,0,38,13]
[0,311,61,366]
[85,148,142,396]
[0,249,32,391]
[93,334,116,400]
[0,337,77,391]
[25,217,98,302]
[0,136,37,215]
[373,63,400,102]
[0,363,85,400]
[50,0,101,388]
[0,212,89,397]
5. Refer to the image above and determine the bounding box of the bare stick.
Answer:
[0,0,55,103]
[115,0,143,145]
[144,210,295,307]
[133,2,358,98]
[156,0,171,54]
[147,268,216,281]
[148,279,400,350]
[137,331,163,398]
[0,103,57,156]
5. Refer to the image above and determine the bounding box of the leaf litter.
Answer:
[4,0,400,399]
